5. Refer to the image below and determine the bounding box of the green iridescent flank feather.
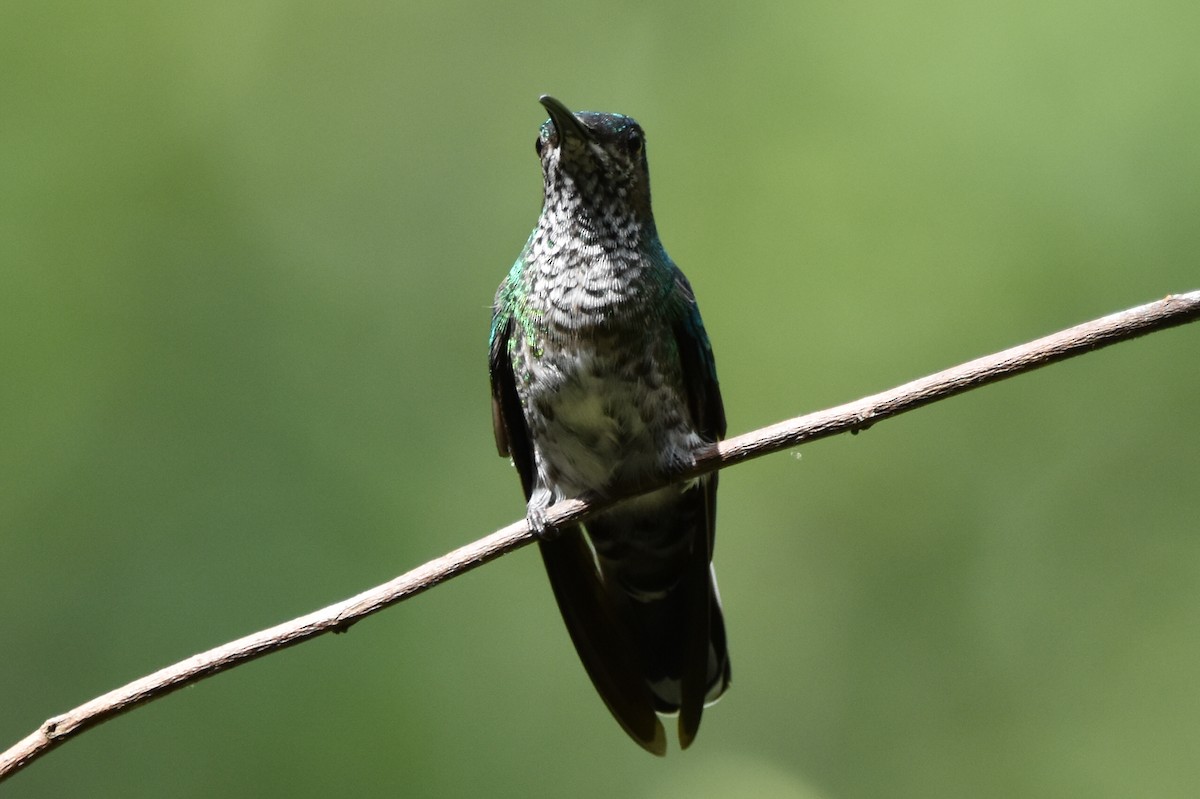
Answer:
[490,257,542,356]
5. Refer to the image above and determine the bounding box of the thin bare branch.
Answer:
[2,289,1197,782]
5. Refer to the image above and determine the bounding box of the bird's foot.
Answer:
[526,507,558,541]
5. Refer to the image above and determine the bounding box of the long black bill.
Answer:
[539,95,590,145]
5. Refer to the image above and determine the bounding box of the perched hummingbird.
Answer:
[488,96,730,754]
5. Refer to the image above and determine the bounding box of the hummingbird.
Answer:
[488,96,730,754]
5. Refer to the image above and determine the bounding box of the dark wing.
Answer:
[489,313,667,755]
[489,315,535,496]
[671,284,727,748]
[672,283,726,443]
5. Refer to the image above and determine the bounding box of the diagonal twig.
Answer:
[2,289,1198,782]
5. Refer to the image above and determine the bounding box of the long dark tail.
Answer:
[609,555,731,709]
[538,528,668,754]
[584,477,730,747]
[538,478,729,753]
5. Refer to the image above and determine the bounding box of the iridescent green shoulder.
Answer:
[489,259,522,347]
[490,251,545,354]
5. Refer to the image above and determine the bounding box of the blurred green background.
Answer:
[3,1,1198,797]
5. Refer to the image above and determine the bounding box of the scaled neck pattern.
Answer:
[523,140,668,336]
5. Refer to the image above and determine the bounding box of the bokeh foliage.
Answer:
[2,1,1198,797]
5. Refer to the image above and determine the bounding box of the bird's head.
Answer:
[535,95,654,224]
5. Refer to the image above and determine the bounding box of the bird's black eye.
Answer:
[626,128,644,156]
[535,135,546,157]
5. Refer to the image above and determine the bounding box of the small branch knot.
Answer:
[850,410,876,435]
